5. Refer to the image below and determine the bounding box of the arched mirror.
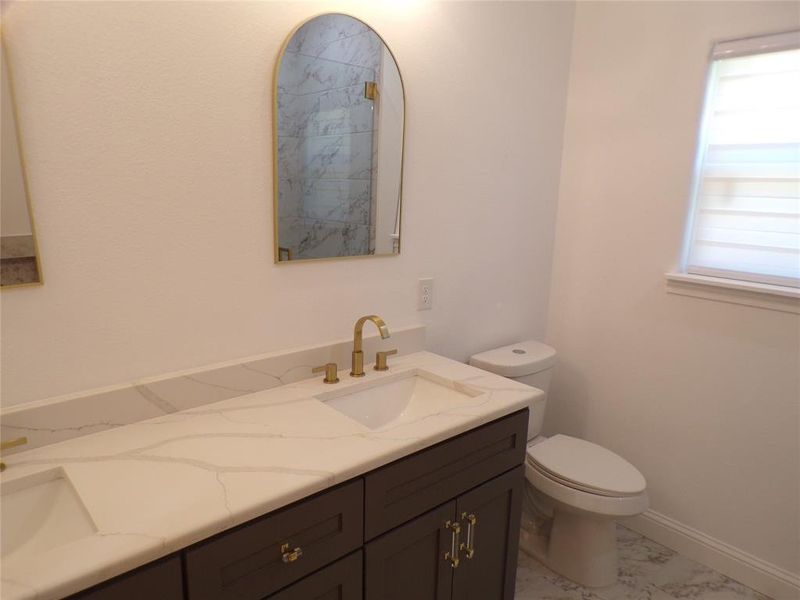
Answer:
[273,14,405,263]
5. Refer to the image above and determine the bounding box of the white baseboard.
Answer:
[626,510,800,600]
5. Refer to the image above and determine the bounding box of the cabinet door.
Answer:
[365,501,456,600]
[268,551,362,600]
[452,466,524,600]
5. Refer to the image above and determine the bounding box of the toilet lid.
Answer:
[527,435,646,497]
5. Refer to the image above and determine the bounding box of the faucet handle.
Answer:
[312,363,340,384]
[374,349,398,372]
[1,437,28,451]
[0,436,28,472]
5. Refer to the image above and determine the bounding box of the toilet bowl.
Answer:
[469,341,648,588]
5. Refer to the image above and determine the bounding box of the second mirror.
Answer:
[274,14,405,263]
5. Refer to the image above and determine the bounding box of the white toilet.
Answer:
[470,340,648,588]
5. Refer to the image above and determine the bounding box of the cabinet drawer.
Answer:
[364,410,527,539]
[185,479,364,600]
[268,551,363,600]
[68,556,182,600]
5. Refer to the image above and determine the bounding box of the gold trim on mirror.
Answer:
[271,13,406,265]
[1,31,44,289]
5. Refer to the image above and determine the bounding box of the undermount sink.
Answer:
[1,467,97,563]
[315,369,483,430]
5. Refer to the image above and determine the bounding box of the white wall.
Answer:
[0,0,574,406]
[547,0,800,577]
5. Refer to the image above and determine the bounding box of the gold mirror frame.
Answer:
[1,33,43,289]
[271,13,407,265]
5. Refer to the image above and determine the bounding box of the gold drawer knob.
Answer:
[280,543,303,563]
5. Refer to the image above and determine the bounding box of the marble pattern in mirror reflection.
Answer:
[1,39,42,287]
[275,14,404,262]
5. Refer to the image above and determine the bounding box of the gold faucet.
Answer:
[351,315,390,377]
[0,437,28,472]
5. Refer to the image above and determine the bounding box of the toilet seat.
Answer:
[524,435,648,518]
[526,435,646,497]
[525,461,649,517]
[530,463,635,498]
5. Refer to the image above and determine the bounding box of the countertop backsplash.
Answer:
[1,325,426,454]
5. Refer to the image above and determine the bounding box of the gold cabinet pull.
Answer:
[280,543,303,563]
[444,520,461,569]
[461,512,477,559]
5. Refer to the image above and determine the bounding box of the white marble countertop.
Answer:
[0,352,540,600]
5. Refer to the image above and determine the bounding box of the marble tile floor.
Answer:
[515,525,770,600]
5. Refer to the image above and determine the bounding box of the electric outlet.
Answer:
[418,278,433,310]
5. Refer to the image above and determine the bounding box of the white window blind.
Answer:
[685,31,800,288]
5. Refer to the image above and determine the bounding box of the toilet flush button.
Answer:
[512,349,526,354]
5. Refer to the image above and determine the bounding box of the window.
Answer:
[683,31,800,289]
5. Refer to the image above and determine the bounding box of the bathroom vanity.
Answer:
[75,412,525,600]
[0,352,541,600]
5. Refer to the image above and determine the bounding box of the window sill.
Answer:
[665,272,800,314]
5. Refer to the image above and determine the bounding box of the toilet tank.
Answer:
[469,340,556,441]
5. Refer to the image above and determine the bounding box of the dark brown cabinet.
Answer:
[66,557,182,600]
[364,411,527,540]
[452,466,524,600]
[365,502,456,600]
[365,466,524,600]
[268,551,363,600]
[185,479,363,600]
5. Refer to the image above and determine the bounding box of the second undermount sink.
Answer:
[315,369,483,430]
[1,467,97,563]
